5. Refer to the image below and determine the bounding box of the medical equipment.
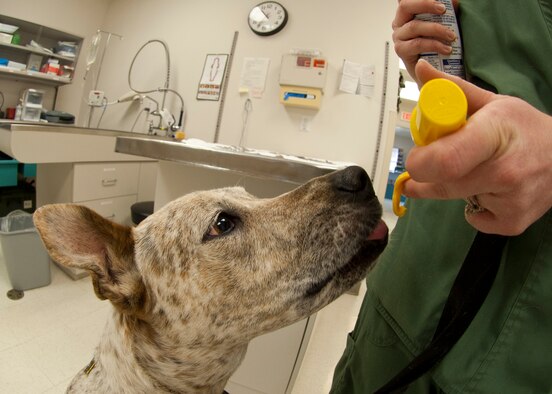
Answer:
[127,39,185,134]
[84,30,123,83]
[86,37,185,135]
[20,89,44,122]
[85,30,123,127]
[279,52,327,110]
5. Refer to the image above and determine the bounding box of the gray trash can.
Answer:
[0,210,51,291]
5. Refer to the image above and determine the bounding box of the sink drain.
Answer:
[7,289,24,300]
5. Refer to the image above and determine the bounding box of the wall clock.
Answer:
[248,2,288,36]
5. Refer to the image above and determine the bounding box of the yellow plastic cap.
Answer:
[410,78,467,146]
[174,131,186,141]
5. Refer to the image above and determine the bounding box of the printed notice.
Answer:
[339,60,376,97]
[239,57,270,98]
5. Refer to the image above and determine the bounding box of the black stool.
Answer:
[130,201,154,225]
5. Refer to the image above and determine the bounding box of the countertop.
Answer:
[0,121,160,163]
[115,136,353,185]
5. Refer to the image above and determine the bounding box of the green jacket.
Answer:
[331,1,552,393]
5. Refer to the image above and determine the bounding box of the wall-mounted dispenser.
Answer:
[279,52,327,110]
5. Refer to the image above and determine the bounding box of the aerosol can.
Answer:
[416,0,465,79]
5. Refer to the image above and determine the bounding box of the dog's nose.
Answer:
[331,166,372,194]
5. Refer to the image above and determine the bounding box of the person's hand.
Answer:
[403,60,552,236]
[392,0,459,85]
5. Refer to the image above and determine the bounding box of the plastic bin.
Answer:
[0,159,18,187]
[0,210,51,290]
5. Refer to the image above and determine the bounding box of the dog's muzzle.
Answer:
[303,166,388,297]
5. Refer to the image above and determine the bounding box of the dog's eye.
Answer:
[206,212,236,239]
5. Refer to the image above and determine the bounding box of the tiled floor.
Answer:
[0,252,111,394]
[0,206,397,394]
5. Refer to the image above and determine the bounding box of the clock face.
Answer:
[248,2,288,36]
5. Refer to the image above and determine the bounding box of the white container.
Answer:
[7,60,26,70]
[0,23,19,34]
[0,32,13,44]
[0,211,51,291]
[27,53,43,72]
[21,106,41,122]
[14,104,22,121]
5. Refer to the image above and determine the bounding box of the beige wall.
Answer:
[88,0,399,175]
[1,0,399,189]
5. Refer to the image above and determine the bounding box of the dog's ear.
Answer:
[34,204,147,315]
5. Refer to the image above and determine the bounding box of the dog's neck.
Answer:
[68,307,248,393]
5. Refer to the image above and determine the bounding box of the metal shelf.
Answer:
[0,14,82,87]
[0,66,71,86]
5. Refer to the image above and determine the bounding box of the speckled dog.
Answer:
[34,166,388,394]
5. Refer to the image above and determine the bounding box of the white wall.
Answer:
[1,0,399,190]
[87,0,399,177]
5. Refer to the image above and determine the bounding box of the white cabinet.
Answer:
[72,162,140,203]
[36,161,157,279]
[79,195,138,224]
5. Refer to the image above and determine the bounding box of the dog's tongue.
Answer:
[367,220,388,241]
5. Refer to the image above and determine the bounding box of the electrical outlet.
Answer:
[88,90,105,106]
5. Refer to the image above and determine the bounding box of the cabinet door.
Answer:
[79,195,137,226]
[73,162,139,202]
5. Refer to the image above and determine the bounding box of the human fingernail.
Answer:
[447,30,457,41]
[436,3,446,13]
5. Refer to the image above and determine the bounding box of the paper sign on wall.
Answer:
[197,54,229,101]
[239,57,270,98]
[339,60,376,97]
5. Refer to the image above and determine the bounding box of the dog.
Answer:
[33,166,388,393]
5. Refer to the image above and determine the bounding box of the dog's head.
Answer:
[34,166,387,345]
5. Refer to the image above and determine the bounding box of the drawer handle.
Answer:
[102,178,118,186]
[104,214,116,220]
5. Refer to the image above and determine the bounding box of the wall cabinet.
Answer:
[0,14,82,86]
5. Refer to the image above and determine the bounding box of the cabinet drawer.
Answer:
[79,195,137,226]
[73,162,139,202]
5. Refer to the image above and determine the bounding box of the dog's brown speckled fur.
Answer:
[33,166,387,394]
